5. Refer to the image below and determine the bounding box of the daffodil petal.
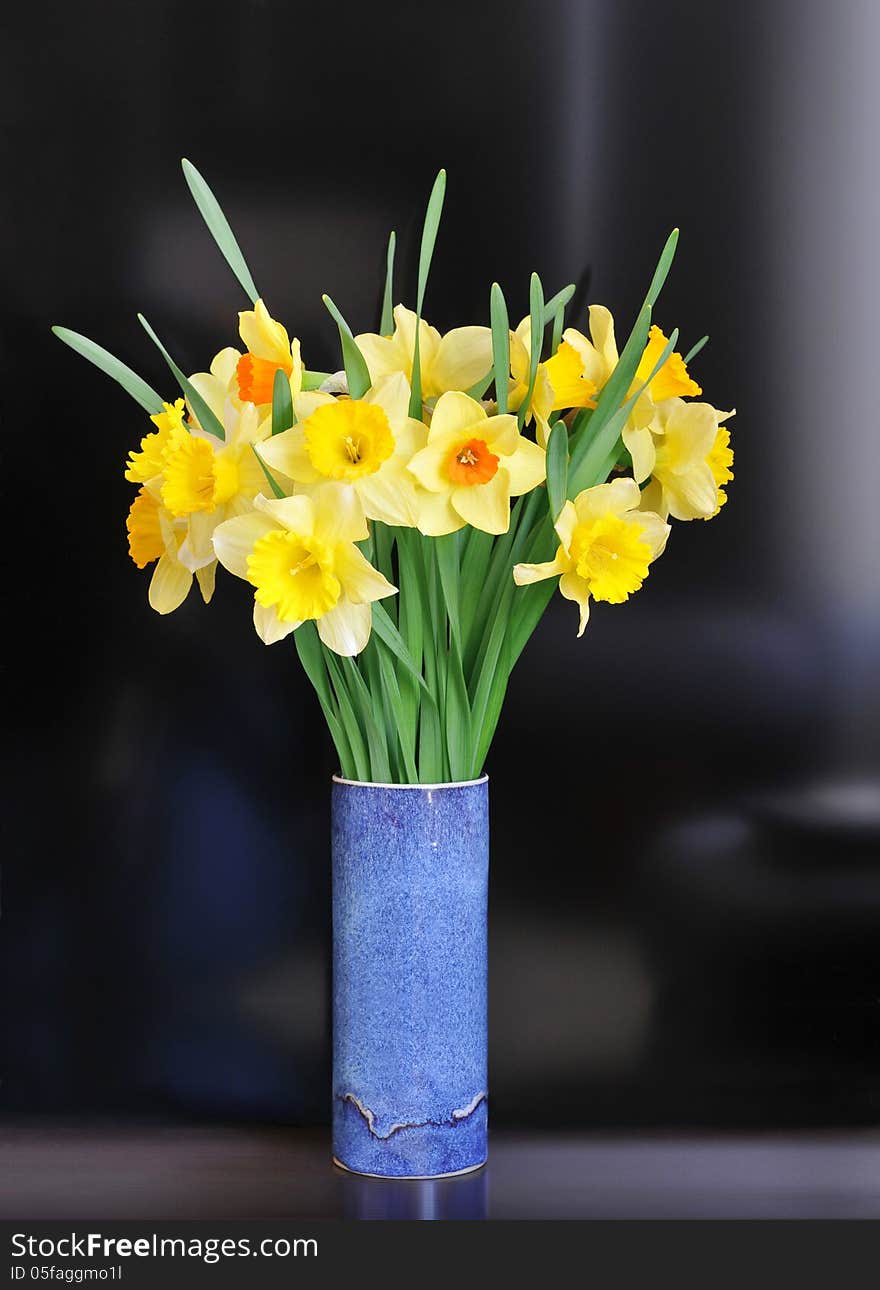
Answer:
[253,492,316,534]
[178,509,218,572]
[213,510,278,578]
[451,469,511,535]
[254,600,300,645]
[513,552,568,586]
[559,571,591,637]
[334,544,397,604]
[415,489,466,537]
[357,461,422,527]
[196,561,217,604]
[483,414,520,456]
[573,478,642,525]
[362,370,411,431]
[428,326,493,397]
[317,599,372,656]
[258,427,320,483]
[503,436,547,496]
[148,555,193,614]
[554,500,578,550]
[239,299,291,365]
[635,511,671,559]
[312,483,368,545]
[622,422,656,484]
[407,442,452,493]
[428,390,487,441]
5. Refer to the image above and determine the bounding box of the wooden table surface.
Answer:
[3,1127,880,1220]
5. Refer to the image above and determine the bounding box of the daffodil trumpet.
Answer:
[54,163,733,784]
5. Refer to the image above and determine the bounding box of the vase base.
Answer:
[332,1155,487,1181]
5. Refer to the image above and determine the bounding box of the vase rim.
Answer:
[332,774,488,790]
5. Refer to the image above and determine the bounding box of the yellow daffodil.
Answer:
[507,318,597,445]
[126,486,215,613]
[212,486,396,654]
[124,398,188,485]
[513,478,669,636]
[406,391,546,536]
[563,309,702,481]
[234,299,304,407]
[639,399,735,521]
[258,372,426,528]
[355,305,492,401]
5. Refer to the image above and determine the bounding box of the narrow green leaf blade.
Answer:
[490,282,510,415]
[322,295,371,399]
[271,367,293,435]
[683,334,709,364]
[302,370,332,391]
[416,170,446,313]
[252,445,286,499]
[642,228,679,311]
[517,272,545,430]
[434,532,462,651]
[181,158,259,303]
[371,602,433,698]
[542,283,576,328]
[137,314,226,441]
[381,230,396,335]
[545,422,569,521]
[51,327,164,414]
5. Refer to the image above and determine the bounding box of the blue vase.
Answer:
[331,776,489,1178]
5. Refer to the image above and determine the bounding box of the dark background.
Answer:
[3,0,879,1134]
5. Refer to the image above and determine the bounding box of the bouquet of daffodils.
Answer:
[54,164,733,784]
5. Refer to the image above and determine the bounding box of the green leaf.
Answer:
[137,314,226,441]
[465,370,494,399]
[371,602,433,697]
[271,367,293,435]
[683,334,709,364]
[642,228,679,310]
[294,623,355,778]
[323,650,371,782]
[322,295,371,399]
[181,158,259,304]
[490,282,510,415]
[409,169,447,420]
[434,532,461,651]
[444,637,472,782]
[302,370,332,391]
[545,421,569,521]
[416,170,446,313]
[381,230,396,336]
[251,445,286,499]
[542,282,576,329]
[51,327,165,414]
[517,272,545,430]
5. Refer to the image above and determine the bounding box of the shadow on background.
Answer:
[2,0,878,1132]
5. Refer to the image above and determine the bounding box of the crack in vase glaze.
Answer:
[337,1090,488,1140]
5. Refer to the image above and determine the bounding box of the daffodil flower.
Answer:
[406,391,546,536]
[124,398,189,485]
[212,486,396,654]
[563,309,702,482]
[234,299,304,407]
[126,486,215,614]
[638,399,735,521]
[513,478,669,636]
[507,317,597,445]
[356,305,492,401]
[258,372,426,528]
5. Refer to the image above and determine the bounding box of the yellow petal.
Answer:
[292,389,335,422]
[312,482,368,545]
[573,478,642,525]
[554,500,579,551]
[482,414,520,456]
[196,562,217,604]
[621,422,656,484]
[254,492,316,535]
[558,571,591,637]
[212,510,278,578]
[178,509,219,572]
[503,437,547,496]
[513,550,569,586]
[254,600,300,645]
[258,426,320,484]
[357,459,422,527]
[415,489,466,537]
[239,299,291,365]
[334,544,397,604]
[362,370,411,431]
[317,599,372,656]
[427,326,493,397]
[428,390,487,441]
[148,554,193,614]
[210,347,242,390]
[407,442,453,493]
[635,510,671,559]
[451,469,511,534]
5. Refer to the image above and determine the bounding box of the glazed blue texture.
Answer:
[332,778,489,1178]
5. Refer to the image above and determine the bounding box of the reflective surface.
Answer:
[3,1128,880,1220]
